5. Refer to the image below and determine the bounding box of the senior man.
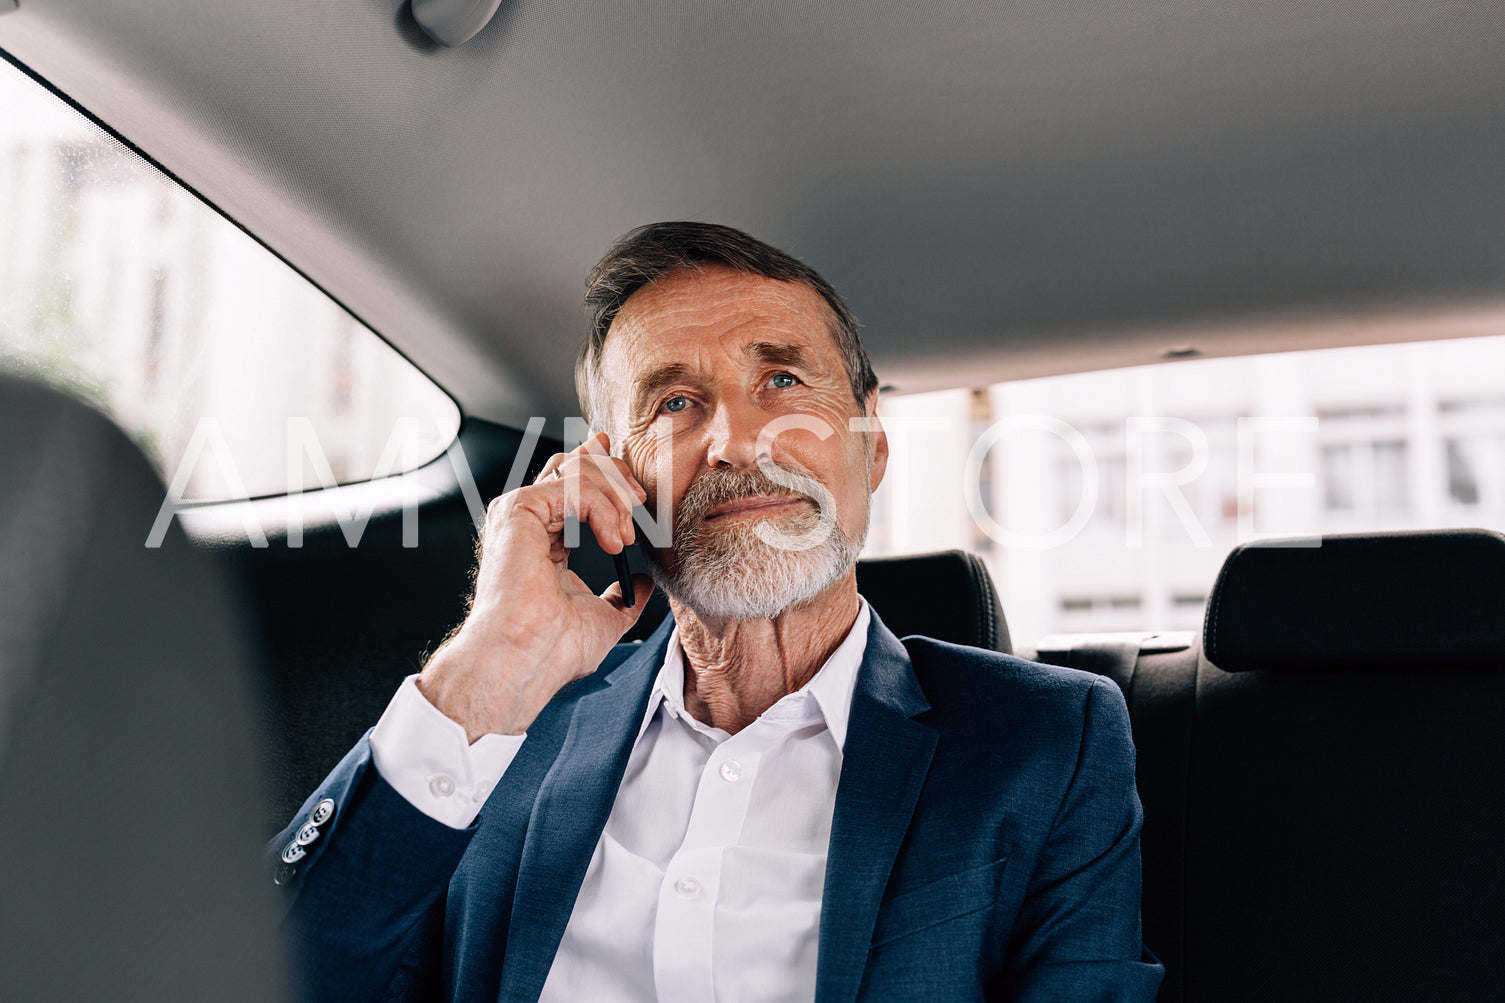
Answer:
[272,222,1162,1001]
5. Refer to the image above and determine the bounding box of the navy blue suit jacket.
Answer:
[272,610,1163,1001]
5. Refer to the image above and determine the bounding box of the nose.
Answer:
[704,393,765,470]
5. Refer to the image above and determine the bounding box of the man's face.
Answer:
[599,264,888,619]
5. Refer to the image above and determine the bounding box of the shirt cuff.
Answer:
[369,674,525,829]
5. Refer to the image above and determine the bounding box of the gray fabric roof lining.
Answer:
[4,0,1505,423]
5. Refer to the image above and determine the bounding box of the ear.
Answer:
[863,392,888,492]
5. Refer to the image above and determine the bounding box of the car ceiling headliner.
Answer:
[4,1,1505,426]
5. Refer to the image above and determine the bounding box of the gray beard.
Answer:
[642,463,868,621]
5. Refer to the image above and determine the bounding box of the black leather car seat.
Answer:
[1039,529,1505,1001]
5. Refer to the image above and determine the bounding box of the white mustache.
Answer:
[677,464,824,534]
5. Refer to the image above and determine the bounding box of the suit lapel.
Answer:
[816,613,937,1003]
[497,618,672,1002]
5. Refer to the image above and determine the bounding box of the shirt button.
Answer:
[719,760,742,783]
[473,782,491,803]
[429,774,456,798]
[675,876,701,898]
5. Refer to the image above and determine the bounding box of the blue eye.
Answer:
[663,396,690,413]
[770,373,797,389]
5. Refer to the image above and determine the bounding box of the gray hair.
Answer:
[577,221,878,433]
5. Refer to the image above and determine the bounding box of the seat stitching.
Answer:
[968,551,1000,650]
[1202,546,1243,664]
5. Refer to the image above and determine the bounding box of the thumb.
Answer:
[602,573,656,626]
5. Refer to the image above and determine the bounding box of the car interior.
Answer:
[3,1,1504,999]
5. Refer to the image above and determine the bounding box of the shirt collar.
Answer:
[638,598,871,750]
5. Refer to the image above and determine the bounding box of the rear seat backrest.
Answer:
[1037,529,1505,1002]
[1182,529,1505,1001]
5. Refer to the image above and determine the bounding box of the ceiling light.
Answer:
[411,0,504,47]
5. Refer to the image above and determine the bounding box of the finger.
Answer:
[539,481,629,553]
[573,491,632,553]
[578,430,612,457]
[559,451,647,506]
[516,463,639,553]
[533,451,569,484]
[601,574,655,623]
[614,456,649,502]
[553,459,641,546]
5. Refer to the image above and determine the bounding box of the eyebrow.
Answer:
[630,362,693,417]
[747,341,811,370]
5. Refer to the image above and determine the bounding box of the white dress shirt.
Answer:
[369,601,871,1003]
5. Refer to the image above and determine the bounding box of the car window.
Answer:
[0,58,460,502]
[866,335,1505,648]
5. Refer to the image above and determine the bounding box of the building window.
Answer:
[1317,406,1410,519]
[1057,593,1144,631]
[1057,422,1125,532]
[1441,398,1505,513]
[1447,439,1481,505]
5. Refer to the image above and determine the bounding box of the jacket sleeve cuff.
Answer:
[369,674,525,829]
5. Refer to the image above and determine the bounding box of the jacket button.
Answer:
[295,820,321,846]
[280,841,307,864]
[274,863,297,886]
[310,798,336,827]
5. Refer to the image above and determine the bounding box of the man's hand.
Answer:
[417,433,655,743]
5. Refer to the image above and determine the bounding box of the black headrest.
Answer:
[1203,529,1505,673]
[856,549,1011,653]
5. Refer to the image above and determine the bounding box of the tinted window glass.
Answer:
[867,335,1505,647]
[0,59,460,501]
